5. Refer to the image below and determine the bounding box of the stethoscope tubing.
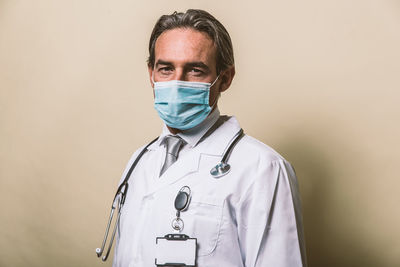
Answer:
[96,128,244,261]
[96,137,157,261]
[221,128,244,163]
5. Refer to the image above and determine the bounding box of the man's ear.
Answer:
[148,64,154,87]
[218,66,235,93]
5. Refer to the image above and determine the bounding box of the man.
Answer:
[112,9,306,267]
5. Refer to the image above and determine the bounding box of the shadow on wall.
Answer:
[273,137,385,267]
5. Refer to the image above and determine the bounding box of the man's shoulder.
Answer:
[126,137,159,164]
[237,134,289,164]
[211,115,291,165]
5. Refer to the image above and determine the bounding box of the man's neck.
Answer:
[167,126,181,134]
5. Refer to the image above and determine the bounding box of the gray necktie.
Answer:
[160,135,185,176]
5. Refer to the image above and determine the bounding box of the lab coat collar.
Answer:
[143,115,242,198]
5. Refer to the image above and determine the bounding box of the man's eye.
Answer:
[189,68,204,74]
[159,67,173,74]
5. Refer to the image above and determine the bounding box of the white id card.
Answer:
[155,234,197,266]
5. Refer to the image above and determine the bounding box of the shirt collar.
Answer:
[157,108,220,148]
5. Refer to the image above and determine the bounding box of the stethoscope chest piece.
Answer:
[210,162,231,178]
[210,128,244,179]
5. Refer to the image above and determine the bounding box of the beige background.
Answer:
[1,0,399,266]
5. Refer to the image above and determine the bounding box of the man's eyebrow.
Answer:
[155,59,173,67]
[185,62,210,71]
[155,60,211,71]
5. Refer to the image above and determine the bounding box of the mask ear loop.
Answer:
[151,70,156,85]
[209,74,221,108]
[210,75,220,88]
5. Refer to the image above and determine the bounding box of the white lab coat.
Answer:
[113,116,307,267]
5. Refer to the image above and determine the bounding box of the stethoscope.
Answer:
[95,128,244,261]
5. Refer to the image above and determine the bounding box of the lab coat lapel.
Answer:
[141,149,200,198]
[198,116,242,157]
[158,151,200,183]
[143,116,242,197]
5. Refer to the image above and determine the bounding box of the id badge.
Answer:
[155,234,197,266]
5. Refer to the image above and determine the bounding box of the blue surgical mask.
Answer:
[153,76,219,130]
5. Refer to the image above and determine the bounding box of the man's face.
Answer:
[149,28,220,106]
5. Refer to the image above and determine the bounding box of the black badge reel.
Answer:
[155,186,197,266]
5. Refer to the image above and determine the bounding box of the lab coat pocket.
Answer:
[181,196,224,257]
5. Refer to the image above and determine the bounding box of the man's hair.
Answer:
[147,9,234,74]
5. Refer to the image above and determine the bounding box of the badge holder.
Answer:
[155,186,197,267]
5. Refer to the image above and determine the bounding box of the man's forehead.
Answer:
[154,28,217,65]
